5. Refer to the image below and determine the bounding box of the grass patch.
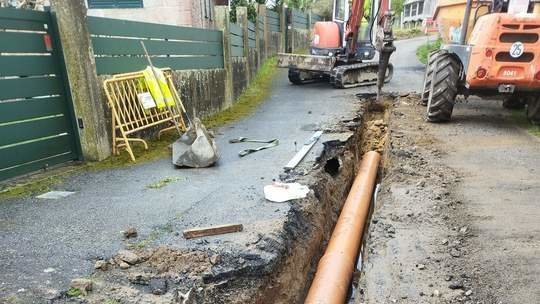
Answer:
[416,38,442,64]
[394,27,425,40]
[147,176,184,189]
[66,288,82,297]
[511,109,540,137]
[0,176,61,200]
[203,57,278,128]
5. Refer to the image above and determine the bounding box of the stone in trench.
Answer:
[433,289,441,297]
[209,254,220,265]
[450,248,462,258]
[448,281,464,290]
[123,227,138,239]
[150,278,168,295]
[417,264,426,270]
[70,278,93,296]
[94,260,108,270]
[128,272,150,285]
[465,289,473,296]
[119,261,130,269]
[118,250,139,264]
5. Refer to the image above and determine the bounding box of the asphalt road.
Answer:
[0,50,362,301]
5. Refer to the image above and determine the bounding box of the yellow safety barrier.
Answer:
[103,68,187,161]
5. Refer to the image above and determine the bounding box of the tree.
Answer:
[230,0,264,23]
[391,0,404,16]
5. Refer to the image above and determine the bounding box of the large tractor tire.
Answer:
[421,51,440,106]
[527,96,540,125]
[426,51,460,122]
[502,95,526,110]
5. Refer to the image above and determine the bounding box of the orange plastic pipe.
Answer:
[304,151,381,304]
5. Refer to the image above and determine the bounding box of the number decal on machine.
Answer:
[510,42,524,58]
[502,69,517,77]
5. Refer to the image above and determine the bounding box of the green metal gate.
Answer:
[0,8,81,181]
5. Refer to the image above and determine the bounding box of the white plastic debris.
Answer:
[36,191,75,199]
[264,182,309,203]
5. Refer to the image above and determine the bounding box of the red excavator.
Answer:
[277,0,395,97]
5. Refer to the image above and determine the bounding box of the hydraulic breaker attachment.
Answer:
[376,11,396,101]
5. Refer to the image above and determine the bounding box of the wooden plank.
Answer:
[248,30,256,40]
[0,18,47,31]
[183,223,243,239]
[0,7,50,22]
[0,151,75,182]
[0,134,75,169]
[88,16,222,42]
[229,23,243,36]
[284,131,323,170]
[0,114,71,147]
[0,77,63,100]
[0,56,60,77]
[92,37,223,56]
[247,21,256,31]
[0,96,67,123]
[230,35,244,47]
[267,18,280,26]
[231,46,244,57]
[0,31,50,53]
[95,56,224,75]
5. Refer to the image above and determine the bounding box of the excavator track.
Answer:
[330,62,393,89]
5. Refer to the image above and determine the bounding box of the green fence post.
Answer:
[50,0,110,161]
[215,6,233,108]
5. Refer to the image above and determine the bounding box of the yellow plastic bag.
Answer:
[142,66,175,109]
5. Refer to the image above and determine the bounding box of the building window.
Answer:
[404,4,410,17]
[411,3,418,16]
[87,0,144,9]
[418,1,424,15]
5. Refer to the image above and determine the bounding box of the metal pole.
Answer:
[459,0,473,45]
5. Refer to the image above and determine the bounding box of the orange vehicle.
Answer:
[422,0,540,124]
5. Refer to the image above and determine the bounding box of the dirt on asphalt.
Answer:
[358,94,540,304]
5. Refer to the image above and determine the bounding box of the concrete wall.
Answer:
[86,0,215,28]
[173,69,227,117]
[231,57,248,101]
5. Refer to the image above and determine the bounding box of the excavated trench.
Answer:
[249,96,394,304]
[74,96,394,304]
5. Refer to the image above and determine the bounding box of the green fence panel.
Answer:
[88,16,224,74]
[0,56,60,77]
[94,56,225,75]
[88,16,222,42]
[292,9,309,30]
[267,10,280,32]
[230,23,244,57]
[248,21,256,49]
[0,7,80,181]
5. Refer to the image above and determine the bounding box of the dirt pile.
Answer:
[357,94,477,303]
